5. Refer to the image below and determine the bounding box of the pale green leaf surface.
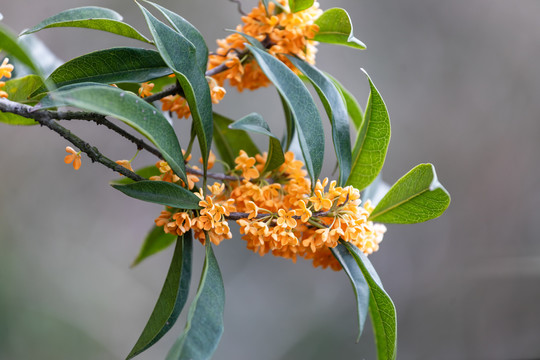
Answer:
[213,113,259,169]
[0,111,37,125]
[112,181,201,209]
[369,163,450,223]
[145,1,208,72]
[314,8,366,49]
[21,6,152,44]
[34,47,171,95]
[246,44,324,185]
[287,56,351,186]
[127,233,193,359]
[229,113,285,173]
[166,240,225,360]
[131,225,177,267]
[3,75,43,102]
[347,70,390,191]
[342,242,397,360]
[39,84,187,182]
[289,0,314,13]
[139,4,213,172]
[331,243,370,342]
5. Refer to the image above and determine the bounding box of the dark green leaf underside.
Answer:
[166,240,225,360]
[112,181,201,209]
[127,233,193,359]
[35,47,171,95]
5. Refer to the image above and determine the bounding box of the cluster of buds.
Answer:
[0,58,14,98]
[153,150,386,271]
[208,0,323,91]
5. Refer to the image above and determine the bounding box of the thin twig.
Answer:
[228,0,247,16]
[0,98,144,182]
[225,210,332,221]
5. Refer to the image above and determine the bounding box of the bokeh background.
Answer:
[1,0,540,359]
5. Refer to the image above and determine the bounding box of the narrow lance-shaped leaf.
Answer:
[287,55,351,186]
[139,4,213,176]
[0,23,40,73]
[21,6,152,44]
[245,43,324,185]
[213,113,260,169]
[39,84,187,182]
[145,1,209,72]
[112,181,201,209]
[347,70,391,191]
[131,224,177,267]
[288,0,314,13]
[369,163,450,224]
[342,242,397,360]
[314,8,366,49]
[327,73,364,130]
[166,238,225,360]
[279,92,295,150]
[126,233,193,359]
[331,243,370,342]
[33,47,171,95]
[229,113,285,174]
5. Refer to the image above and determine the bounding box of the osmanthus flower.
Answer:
[138,82,154,98]
[208,0,323,91]
[0,58,14,98]
[234,150,260,180]
[115,160,134,172]
[64,146,82,170]
[159,76,226,119]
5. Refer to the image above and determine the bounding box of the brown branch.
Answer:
[0,98,144,182]
[225,210,331,221]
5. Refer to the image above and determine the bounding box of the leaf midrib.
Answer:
[371,187,430,219]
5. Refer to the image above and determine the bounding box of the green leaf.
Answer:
[139,4,213,174]
[347,70,391,191]
[20,6,152,44]
[279,92,295,150]
[331,243,370,343]
[144,1,208,72]
[288,0,314,13]
[229,113,285,174]
[327,74,364,130]
[0,23,40,73]
[111,165,162,186]
[314,8,366,49]
[166,238,225,360]
[112,180,201,209]
[39,84,187,183]
[33,47,171,96]
[3,75,43,102]
[213,113,259,169]
[0,111,37,126]
[342,241,397,360]
[131,225,177,267]
[369,163,450,224]
[127,233,193,359]
[287,56,351,186]
[245,44,324,185]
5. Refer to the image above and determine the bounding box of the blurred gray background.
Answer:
[1,0,539,359]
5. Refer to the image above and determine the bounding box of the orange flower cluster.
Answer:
[230,151,386,270]
[153,150,386,271]
[0,58,14,98]
[208,0,322,91]
[159,76,226,119]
